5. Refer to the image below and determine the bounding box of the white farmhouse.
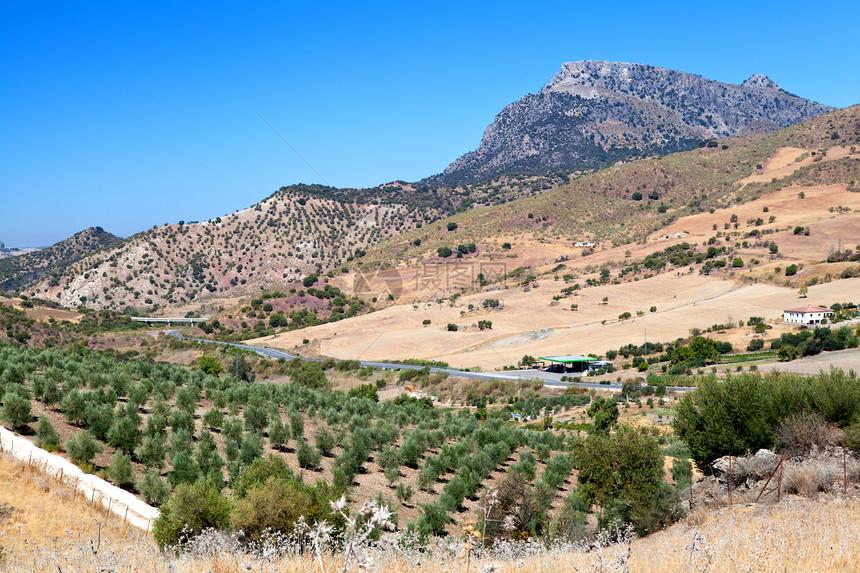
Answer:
[782,305,834,325]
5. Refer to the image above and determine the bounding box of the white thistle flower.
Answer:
[330,494,348,513]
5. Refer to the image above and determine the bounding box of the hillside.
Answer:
[250,106,860,369]
[0,226,121,292]
[438,61,834,183]
[23,174,570,312]
[366,105,860,265]
[22,187,440,312]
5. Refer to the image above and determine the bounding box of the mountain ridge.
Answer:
[436,60,834,183]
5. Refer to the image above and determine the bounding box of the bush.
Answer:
[152,481,232,549]
[746,338,765,352]
[35,416,61,449]
[674,375,776,470]
[137,468,170,506]
[296,439,321,470]
[314,427,335,457]
[232,477,314,541]
[775,412,843,458]
[347,384,379,402]
[785,264,798,276]
[1,391,32,430]
[675,370,860,469]
[396,481,414,504]
[107,417,141,454]
[268,417,290,451]
[446,323,458,332]
[108,451,134,487]
[575,426,668,535]
[416,502,449,537]
[783,460,843,497]
[671,458,692,491]
[65,431,103,465]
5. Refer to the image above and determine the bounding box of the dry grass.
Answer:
[254,272,860,371]
[0,452,157,572]
[3,452,860,572]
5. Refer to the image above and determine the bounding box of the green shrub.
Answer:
[232,477,314,541]
[268,417,290,451]
[35,416,60,450]
[416,502,449,537]
[108,451,134,487]
[296,439,321,469]
[137,468,170,506]
[152,481,231,549]
[347,384,379,402]
[0,391,31,430]
[314,427,335,457]
[64,431,103,465]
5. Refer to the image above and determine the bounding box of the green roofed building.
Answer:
[538,354,598,374]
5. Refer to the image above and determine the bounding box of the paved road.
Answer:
[167,331,695,392]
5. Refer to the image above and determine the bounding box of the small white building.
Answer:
[783,305,834,325]
[658,232,691,241]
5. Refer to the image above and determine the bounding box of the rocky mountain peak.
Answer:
[741,74,781,90]
[437,61,833,184]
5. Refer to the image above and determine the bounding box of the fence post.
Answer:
[124,506,129,525]
[778,457,783,502]
[756,456,783,503]
[689,464,693,509]
[729,456,733,505]
[845,446,848,496]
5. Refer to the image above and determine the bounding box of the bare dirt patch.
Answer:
[759,346,860,376]
[738,145,852,185]
[253,273,860,370]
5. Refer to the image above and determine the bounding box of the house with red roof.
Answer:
[782,305,834,325]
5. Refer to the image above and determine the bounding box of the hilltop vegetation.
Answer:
[19,175,566,312]
[0,227,121,292]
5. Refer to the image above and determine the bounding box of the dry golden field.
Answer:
[253,274,860,371]
[242,147,860,371]
[2,451,859,572]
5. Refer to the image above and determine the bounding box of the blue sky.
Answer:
[1,1,858,247]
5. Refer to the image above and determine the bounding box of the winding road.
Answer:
[167,331,695,392]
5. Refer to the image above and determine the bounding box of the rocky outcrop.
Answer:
[438,61,834,183]
[684,448,859,509]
